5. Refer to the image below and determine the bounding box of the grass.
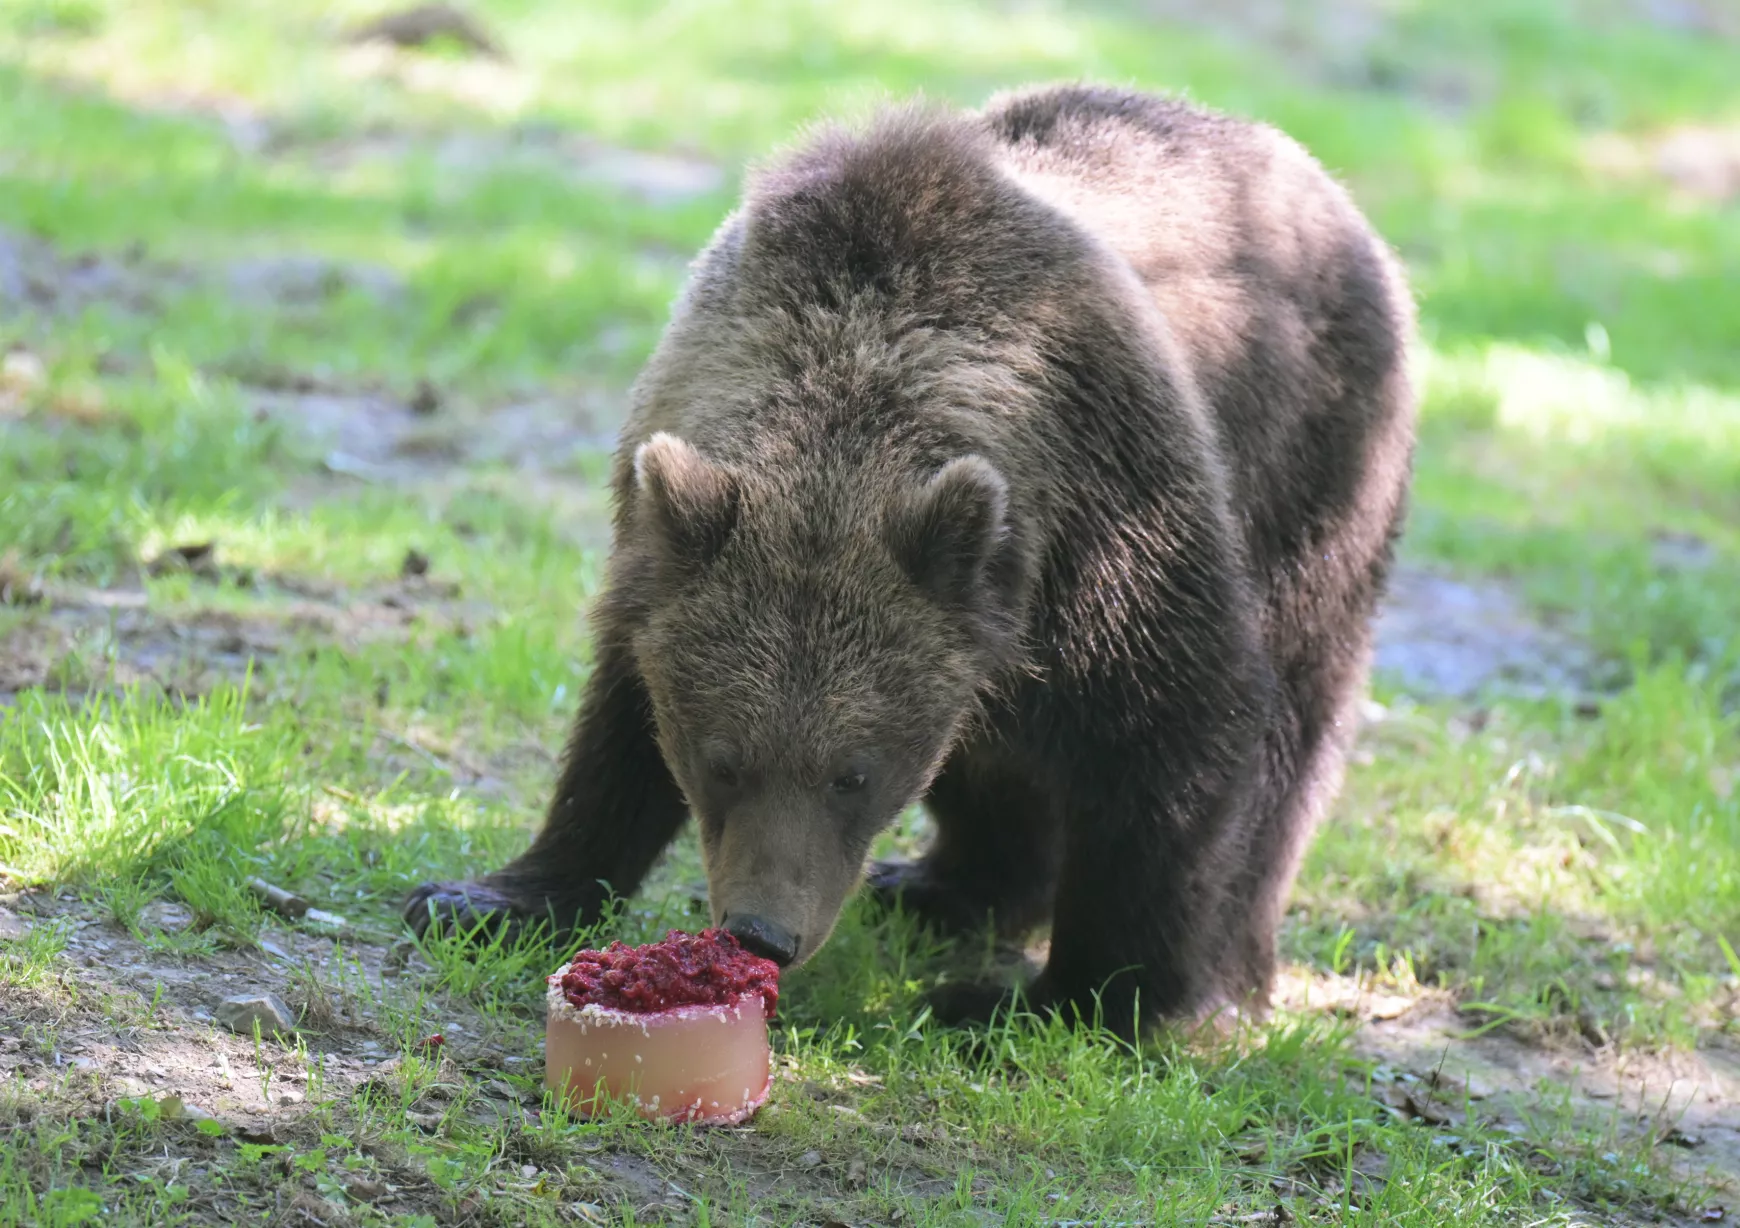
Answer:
[2,0,1740,1223]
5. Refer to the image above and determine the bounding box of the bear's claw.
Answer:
[926,973,1155,1039]
[401,880,530,940]
[866,858,997,936]
[925,979,1027,1028]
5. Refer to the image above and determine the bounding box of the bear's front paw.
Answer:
[925,973,1056,1029]
[866,858,996,936]
[401,880,534,940]
[926,980,1019,1027]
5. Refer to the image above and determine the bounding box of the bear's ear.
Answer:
[633,432,741,570]
[889,455,1009,608]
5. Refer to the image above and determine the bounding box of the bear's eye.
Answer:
[829,772,867,795]
[709,761,741,789]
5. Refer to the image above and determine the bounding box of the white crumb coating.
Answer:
[544,964,768,1027]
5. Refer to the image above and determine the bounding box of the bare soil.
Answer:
[0,571,495,708]
[1586,122,1740,206]
[1274,970,1740,1195]
[1372,565,1596,701]
[283,125,727,204]
[0,890,1015,1223]
[4,884,1734,1226]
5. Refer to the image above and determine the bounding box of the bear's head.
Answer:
[618,431,1029,967]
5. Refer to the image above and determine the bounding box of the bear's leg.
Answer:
[867,745,1063,939]
[1039,800,1241,1034]
[1224,653,1368,1008]
[402,643,688,940]
[927,754,1262,1039]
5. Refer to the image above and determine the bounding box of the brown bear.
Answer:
[405,83,1417,1035]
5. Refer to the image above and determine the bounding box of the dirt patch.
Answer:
[1627,0,1740,38]
[0,891,1010,1225]
[345,2,506,60]
[251,383,615,483]
[253,381,620,556]
[0,573,494,708]
[1142,0,1478,112]
[252,386,431,480]
[36,57,726,204]
[1653,528,1721,573]
[0,597,261,705]
[0,227,177,319]
[0,891,551,1223]
[1276,967,1740,1196]
[1308,981,1733,1189]
[1586,123,1740,206]
[283,123,728,204]
[1372,564,1595,701]
[7,890,1730,1223]
[1145,0,1389,68]
[1,226,405,331]
[223,253,406,310]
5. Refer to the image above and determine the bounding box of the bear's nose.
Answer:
[722,914,799,967]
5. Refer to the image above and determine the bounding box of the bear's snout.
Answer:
[722,913,800,967]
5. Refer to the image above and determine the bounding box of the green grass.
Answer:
[3,0,1740,1223]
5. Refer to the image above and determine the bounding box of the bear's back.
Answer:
[982,84,1416,591]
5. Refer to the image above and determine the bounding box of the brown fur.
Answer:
[404,84,1417,1035]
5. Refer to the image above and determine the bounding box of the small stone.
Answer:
[1,349,46,400]
[215,993,298,1038]
[345,1178,387,1202]
[291,1194,347,1224]
[137,900,193,932]
[0,908,28,941]
[0,553,43,606]
[409,381,441,417]
[346,3,505,58]
[279,1089,304,1106]
[520,1164,538,1180]
[1364,992,1414,1021]
[302,904,349,932]
[147,541,219,579]
[797,1149,823,1169]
